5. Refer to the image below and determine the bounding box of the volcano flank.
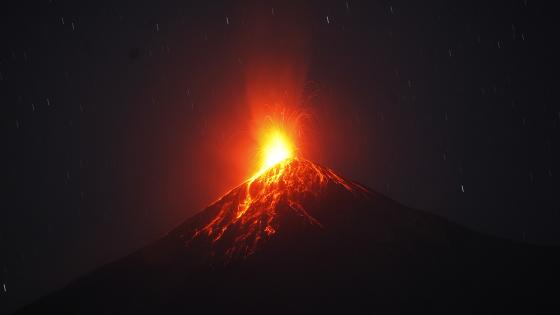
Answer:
[17,158,559,313]
[182,157,370,261]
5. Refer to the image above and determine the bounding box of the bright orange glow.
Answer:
[248,106,310,179]
[259,130,294,172]
[184,157,371,260]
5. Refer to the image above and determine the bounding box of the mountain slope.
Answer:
[175,157,371,261]
[17,158,559,314]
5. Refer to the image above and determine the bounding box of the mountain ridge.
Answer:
[16,158,559,314]
[169,157,371,262]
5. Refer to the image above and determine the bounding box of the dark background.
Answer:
[2,0,558,313]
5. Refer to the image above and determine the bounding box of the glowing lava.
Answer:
[258,129,294,173]
[184,157,371,260]
[180,114,370,261]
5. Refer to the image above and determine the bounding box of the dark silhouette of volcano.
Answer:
[17,158,559,313]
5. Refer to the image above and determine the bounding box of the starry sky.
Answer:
[2,0,559,313]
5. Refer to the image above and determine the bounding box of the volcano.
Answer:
[18,158,559,313]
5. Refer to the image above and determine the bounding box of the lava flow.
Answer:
[177,122,370,261]
[183,156,370,260]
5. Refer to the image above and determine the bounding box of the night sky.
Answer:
[2,0,559,313]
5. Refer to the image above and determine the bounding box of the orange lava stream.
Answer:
[186,157,369,260]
